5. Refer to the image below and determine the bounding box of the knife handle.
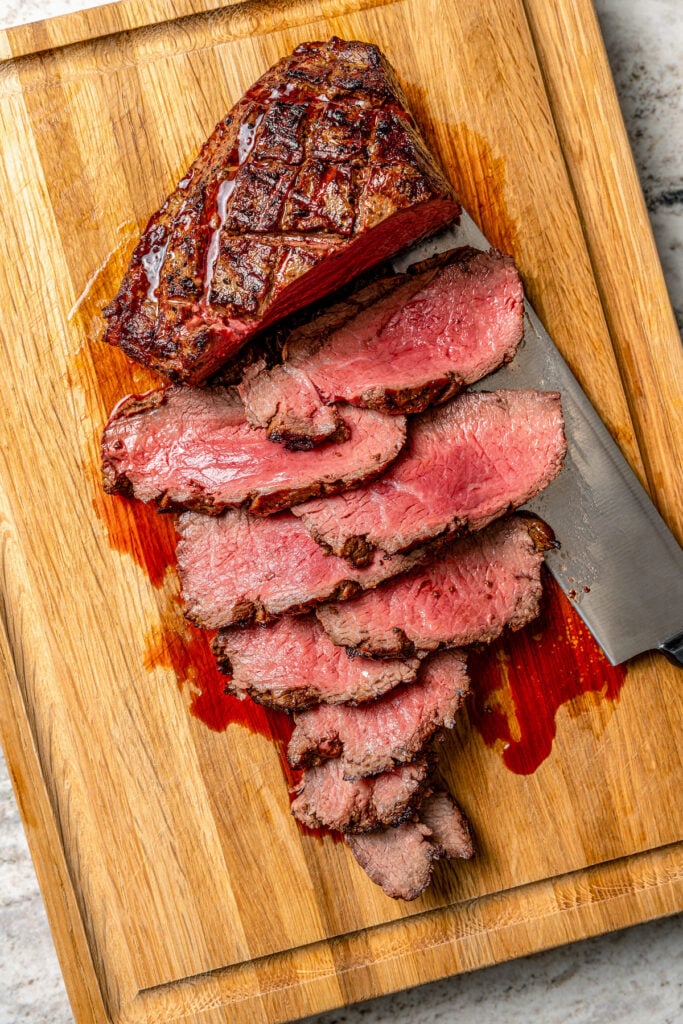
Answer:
[658,631,683,666]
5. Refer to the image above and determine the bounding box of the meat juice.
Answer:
[467,571,626,774]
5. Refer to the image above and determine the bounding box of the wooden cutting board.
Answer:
[0,1,681,1022]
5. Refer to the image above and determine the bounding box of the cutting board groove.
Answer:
[0,1,680,1023]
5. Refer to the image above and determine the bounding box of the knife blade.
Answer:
[392,212,683,666]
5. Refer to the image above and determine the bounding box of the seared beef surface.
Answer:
[291,756,433,833]
[293,390,566,563]
[346,790,473,900]
[103,38,460,383]
[101,386,405,515]
[287,651,470,777]
[213,615,421,710]
[317,515,553,657]
[176,510,427,628]
[240,247,523,447]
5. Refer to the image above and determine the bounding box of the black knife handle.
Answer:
[658,631,683,666]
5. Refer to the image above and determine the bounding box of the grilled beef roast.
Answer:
[176,510,427,628]
[101,386,405,515]
[103,38,460,383]
[240,247,523,447]
[212,615,421,710]
[346,790,473,900]
[287,651,470,777]
[291,755,433,833]
[317,515,554,657]
[293,390,566,563]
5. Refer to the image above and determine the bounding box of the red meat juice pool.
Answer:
[94,490,333,839]
[467,573,626,774]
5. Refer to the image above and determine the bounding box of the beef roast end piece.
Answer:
[420,791,474,859]
[346,820,434,900]
[103,38,460,383]
[347,789,474,900]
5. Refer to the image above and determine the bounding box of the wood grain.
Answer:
[0,1,680,1022]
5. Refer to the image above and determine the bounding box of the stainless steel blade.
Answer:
[392,212,683,665]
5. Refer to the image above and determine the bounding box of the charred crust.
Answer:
[345,628,417,660]
[340,535,375,568]
[266,416,348,450]
[515,512,557,551]
[100,469,134,497]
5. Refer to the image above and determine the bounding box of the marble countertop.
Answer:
[0,2,681,1023]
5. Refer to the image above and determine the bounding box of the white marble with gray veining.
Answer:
[0,2,681,1022]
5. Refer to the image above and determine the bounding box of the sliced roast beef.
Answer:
[287,651,470,777]
[240,361,346,448]
[176,510,427,628]
[103,38,460,384]
[347,820,434,901]
[101,386,405,515]
[212,615,421,710]
[292,390,566,563]
[291,755,433,833]
[317,515,554,657]
[240,247,524,446]
[419,790,474,860]
[346,790,473,900]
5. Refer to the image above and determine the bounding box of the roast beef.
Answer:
[101,386,405,515]
[292,390,566,563]
[103,38,460,384]
[176,510,428,628]
[419,790,474,860]
[291,755,433,833]
[239,361,347,448]
[346,790,473,900]
[287,651,470,777]
[240,247,523,447]
[212,615,421,710]
[317,515,554,657]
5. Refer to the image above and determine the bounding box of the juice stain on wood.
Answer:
[144,613,336,840]
[92,490,177,588]
[467,574,627,774]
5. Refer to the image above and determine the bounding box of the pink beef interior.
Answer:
[287,650,470,778]
[176,510,425,628]
[292,390,566,557]
[213,615,421,709]
[101,386,405,515]
[316,515,550,656]
[290,248,523,404]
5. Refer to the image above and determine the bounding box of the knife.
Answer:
[392,212,683,667]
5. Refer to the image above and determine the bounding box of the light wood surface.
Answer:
[0,2,680,1023]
